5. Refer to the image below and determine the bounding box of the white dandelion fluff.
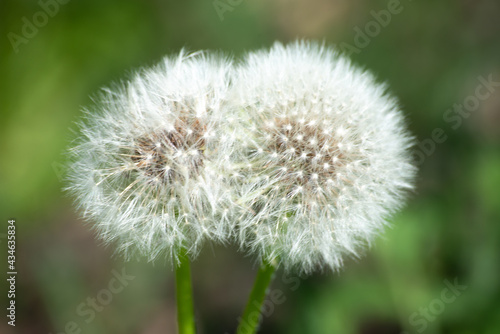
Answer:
[67,51,236,263]
[231,41,416,273]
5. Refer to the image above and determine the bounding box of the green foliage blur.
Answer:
[1,0,499,333]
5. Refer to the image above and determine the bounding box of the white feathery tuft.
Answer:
[230,41,416,273]
[67,51,237,264]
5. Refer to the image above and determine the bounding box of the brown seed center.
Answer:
[131,118,206,182]
[264,118,343,187]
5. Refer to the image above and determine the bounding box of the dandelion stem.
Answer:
[175,248,195,334]
[236,262,276,334]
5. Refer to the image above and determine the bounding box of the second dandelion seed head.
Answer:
[232,41,416,273]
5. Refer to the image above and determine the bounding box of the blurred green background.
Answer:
[1,0,499,333]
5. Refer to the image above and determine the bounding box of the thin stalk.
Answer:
[236,262,276,334]
[175,248,195,334]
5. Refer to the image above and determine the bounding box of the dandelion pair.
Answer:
[67,41,415,334]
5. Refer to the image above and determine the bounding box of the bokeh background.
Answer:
[1,0,500,333]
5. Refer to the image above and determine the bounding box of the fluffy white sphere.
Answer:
[67,51,237,263]
[231,41,416,273]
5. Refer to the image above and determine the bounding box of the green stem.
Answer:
[175,248,195,334]
[236,262,276,334]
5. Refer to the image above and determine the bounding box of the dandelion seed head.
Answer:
[232,41,416,273]
[67,51,235,263]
